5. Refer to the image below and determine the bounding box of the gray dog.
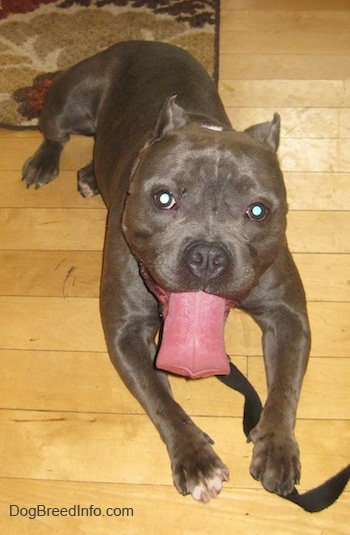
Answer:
[22,41,310,502]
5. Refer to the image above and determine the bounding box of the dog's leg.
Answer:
[22,71,100,190]
[241,250,311,496]
[106,305,230,502]
[101,226,229,502]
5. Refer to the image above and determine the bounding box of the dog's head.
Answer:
[122,96,287,304]
[122,96,289,378]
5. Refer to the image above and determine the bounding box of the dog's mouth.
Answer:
[140,265,245,379]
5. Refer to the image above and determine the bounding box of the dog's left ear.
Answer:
[153,95,190,139]
[244,112,281,153]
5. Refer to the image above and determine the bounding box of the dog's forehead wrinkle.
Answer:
[148,136,276,195]
[162,213,220,244]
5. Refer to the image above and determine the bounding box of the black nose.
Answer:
[186,241,230,281]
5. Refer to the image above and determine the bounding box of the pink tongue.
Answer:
[156,291,230,379]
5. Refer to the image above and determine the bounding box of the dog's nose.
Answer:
[186,241,230,281]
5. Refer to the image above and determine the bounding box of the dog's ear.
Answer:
[244,113,281,153]
[153,95,190,139]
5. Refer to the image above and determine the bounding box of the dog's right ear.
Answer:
[244,113,281,153]
[153,95,190,139]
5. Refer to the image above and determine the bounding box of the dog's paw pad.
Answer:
[190,469,229,502]
[77,162,99,198]
[78,180,96,198]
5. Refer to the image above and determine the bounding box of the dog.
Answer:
[22,41,311,503]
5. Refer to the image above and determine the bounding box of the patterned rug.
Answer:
[0,0,219,129]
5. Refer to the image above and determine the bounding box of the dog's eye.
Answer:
[154,191,176,209]
[246,203,269,221]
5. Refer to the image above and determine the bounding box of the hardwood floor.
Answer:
[0,1,349,533]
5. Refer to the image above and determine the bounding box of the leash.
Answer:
[217,363,350,512]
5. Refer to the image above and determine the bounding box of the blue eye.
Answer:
[246,203,268,221]
[154,191,176,209]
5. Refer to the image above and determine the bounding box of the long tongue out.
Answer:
[156,291,230,379]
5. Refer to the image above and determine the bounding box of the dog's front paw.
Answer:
[22,140,62,189]
[249,426,300,496]
[170,432,229,502]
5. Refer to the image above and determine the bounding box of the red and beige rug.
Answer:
[0,0,219,129]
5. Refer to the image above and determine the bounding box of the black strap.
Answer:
[217,362,350,512]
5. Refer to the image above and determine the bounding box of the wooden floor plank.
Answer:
[279,139,350,173]
[219,80,350,108]
[0,410,348,491]
[226,303,350,358]
[0,136,94,172]
[221,0,350,12]
[0,348,244,417]
[220,32,350,55]
[220,10,350,33]
[2,168,350,211]
[0,349,348,421]
[0,251,348,302]
[1,479,348,535]
[249,356,350,420]
[293,254,350,302]
[0,296,105,353]
[284,174,350,211]
[0,297,348,358]
[286,212,349,254]
[0,251,102,298]
[1,208,348,253]
[0,207,106,251]
[227,108,350,140]
[0,170,105,209]
[220,54,350,80]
